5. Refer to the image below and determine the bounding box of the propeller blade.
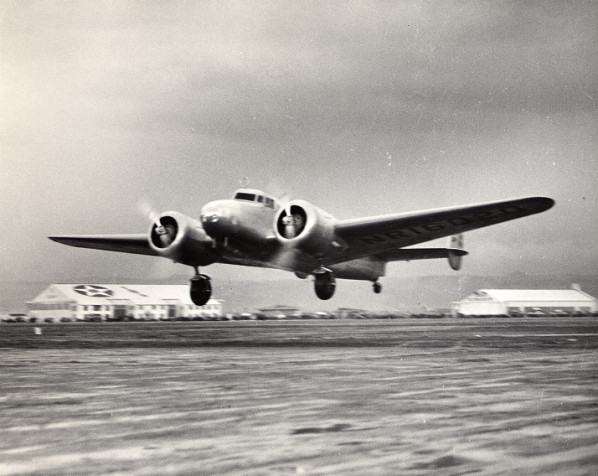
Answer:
[136,197,162,228]
[136,197,176,246]
[278,192,291,208]
[266,178,291,200]
[269,243,297,270]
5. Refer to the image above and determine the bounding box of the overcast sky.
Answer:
[1,1,596,285]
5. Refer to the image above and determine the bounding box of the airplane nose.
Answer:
[201,203,234,238]
[202,211,221,224]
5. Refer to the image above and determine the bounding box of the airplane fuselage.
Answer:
[199,191,386,281]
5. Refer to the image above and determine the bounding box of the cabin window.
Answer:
[234,192,256,201]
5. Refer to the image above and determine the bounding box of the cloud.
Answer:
[0,1,596,283]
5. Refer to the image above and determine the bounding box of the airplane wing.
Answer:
[334,197,554,262]
[49,234,158,257]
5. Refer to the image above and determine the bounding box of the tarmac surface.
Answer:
[0,318,597,475]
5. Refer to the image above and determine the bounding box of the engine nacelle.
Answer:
[148,211,216,267]
[274,200,337,256]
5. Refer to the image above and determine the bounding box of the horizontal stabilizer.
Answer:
[377,247,468,262]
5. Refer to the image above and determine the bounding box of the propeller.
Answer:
[259,183,300,268]
[269,245,299,271]
[137,197,161,228]
[262,180,298,239]
[281,203,305,239]
[155,223,176,247]
[267,181,304,239]
[135,197,180,279]
[137,197,176,247]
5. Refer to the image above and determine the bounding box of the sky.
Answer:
[1,0,597,286]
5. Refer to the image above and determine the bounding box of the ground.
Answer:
[0,318,597,475]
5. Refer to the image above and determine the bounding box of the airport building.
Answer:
[27,284,222,322]
[452,285,598,317]
[257,305,301,319]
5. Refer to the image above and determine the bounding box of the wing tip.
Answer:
[49,236,81,247]
[49,236,78,243]
[533,197,555,213]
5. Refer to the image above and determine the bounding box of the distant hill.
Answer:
[2,274,596,314]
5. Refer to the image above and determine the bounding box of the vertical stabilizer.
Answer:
[448,234,464,271]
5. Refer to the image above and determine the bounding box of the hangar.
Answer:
[257,305,301,319]
[452,285,598,317]
[27,284,222,322]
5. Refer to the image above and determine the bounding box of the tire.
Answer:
[190,274,212,306]
[314,273,336,300]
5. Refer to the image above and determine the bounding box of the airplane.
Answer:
[49,189,554,305]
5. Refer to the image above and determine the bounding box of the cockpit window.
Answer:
[234,192,256,202]
[257,195,264,203]
[265,197,275,209]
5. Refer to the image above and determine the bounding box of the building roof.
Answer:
[29,284,222,306]
[258,304,300,312]
[468,289,597,303]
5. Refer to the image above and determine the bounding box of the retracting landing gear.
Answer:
[190,267,212,306]
[314,270,336,300]
[373,281,382,294]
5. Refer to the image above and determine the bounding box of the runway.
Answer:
[1,318,597,475]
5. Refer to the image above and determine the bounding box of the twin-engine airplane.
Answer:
[50,190,554,305]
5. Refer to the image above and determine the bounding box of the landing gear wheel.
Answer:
[190,274,212,306]
[373,281,382,294]
[314,272,336,300]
